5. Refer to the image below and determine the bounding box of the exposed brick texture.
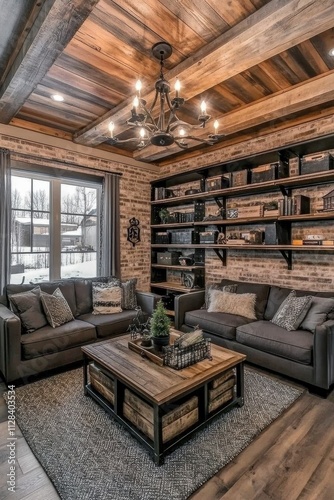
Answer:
[0,132,157,292]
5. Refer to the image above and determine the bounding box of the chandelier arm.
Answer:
[174,140,189,150]
[185,135,217,145]
[140,102,158,130]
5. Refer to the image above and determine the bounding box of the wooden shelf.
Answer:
[151,222,194,229]
[151,171,334,207]
[151,243,334,251]
[152,264,205,270]
[150,282,204,293]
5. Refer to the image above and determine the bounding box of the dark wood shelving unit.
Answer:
[151,135,334,302]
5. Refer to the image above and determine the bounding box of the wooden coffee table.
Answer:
[82,331,246,465]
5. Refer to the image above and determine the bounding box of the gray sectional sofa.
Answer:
[0,278,159,383]
[175,279,334,391]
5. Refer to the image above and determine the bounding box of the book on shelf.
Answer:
[278,195,311,216]
[302,240,323,245]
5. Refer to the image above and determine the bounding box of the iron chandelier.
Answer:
[108,41,224,150]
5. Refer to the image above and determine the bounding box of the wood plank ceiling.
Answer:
[1,0,334,165]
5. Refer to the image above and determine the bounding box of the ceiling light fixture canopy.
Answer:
[108,41,224,150]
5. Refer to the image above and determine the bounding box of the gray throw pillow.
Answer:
[271,290,312,331]
[121,278,137,310]
[41,288,74,328]
[202,283,238,309]
[9,286,48,333]
[300,296,334,333]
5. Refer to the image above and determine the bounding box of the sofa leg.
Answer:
[308,385,332,399]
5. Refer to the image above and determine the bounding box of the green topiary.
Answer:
[150,300,171,337]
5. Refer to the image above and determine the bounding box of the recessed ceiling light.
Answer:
[329,47,334,57]
[51,94,64,102]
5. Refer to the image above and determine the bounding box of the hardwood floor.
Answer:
[1,370,334,500]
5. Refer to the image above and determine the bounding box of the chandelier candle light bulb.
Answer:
[175,78,180,98]
[108,121,115,138]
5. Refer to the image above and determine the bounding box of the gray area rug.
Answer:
[12,367,303,500]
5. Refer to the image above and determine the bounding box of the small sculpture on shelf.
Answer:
[158,208,170,224]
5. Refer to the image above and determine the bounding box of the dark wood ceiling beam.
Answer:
[74,0,334,148]
[134,70,334,161]
[0,0,100,123]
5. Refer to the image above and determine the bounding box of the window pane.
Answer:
[32,215,50,251]
[11,176,32,209]
[61,252,97,278]
[32,179,50,214]
[61,184,97,215]
[61,214,97,251]
[10,253,50,284]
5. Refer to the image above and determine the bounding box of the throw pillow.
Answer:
[9,286,48,333]
[202,283,238,309]
[300,296,334,333]
[271,290,312,331]
[121,278,137,310]
[41,288,74,328]
[92,282,122,315]
[207,290,256,320]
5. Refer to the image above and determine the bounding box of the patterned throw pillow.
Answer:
[202,283,238,309]
[41,288,74,328]
[92,282,122,315]
[121,278,137,310]
[208,290,256,319]
[9,286,48,333]
[271,290,312,331]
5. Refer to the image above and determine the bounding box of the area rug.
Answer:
[10,367,303,500]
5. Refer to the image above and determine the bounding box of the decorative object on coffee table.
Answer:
[150,300,171,349]
[165,328,212,369]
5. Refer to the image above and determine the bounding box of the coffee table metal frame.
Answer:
[83,343,245,465]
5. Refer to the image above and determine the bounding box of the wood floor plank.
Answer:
[217,397,334,499]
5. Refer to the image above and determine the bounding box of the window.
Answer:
[10,172,101,284]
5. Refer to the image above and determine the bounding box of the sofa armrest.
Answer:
[136,291,161,316]
[313,319,334,389]
[0,304,22,383]
[174,291,205,331]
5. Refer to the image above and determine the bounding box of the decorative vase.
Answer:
[152,334,170,350]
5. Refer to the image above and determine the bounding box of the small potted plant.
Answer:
[150,300,171,350]
[158,208,170,224]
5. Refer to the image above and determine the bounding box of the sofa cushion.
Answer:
[73,276,113,316]
[236,320,313,365]
[92,281,122,315]
[264,286,334,320]
[78,310,138,338]
[208,290,257,320]
[121,278,137,310]
[41,288,74,328]
[202,283,238,309]
[220,279,270,319]
[38,281,77,316]
[8,286,48,333]
[271,290,312,331]
[21,319,96,360]
[300,296,334,333]
[184,309,253,340]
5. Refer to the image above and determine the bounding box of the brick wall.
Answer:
[158,114,334,292]
[0,129,157,292]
